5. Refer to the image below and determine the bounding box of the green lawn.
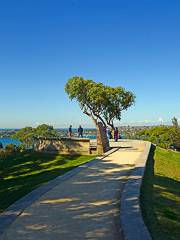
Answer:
[141,146,180,240]
[0,151,95,213]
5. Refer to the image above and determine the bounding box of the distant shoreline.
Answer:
[0,125,173,130]
[0,128,97,130]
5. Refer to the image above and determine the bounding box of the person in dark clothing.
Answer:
[78,125,83,138]
[0,142,3,149]
[107,128,112,139]
[68,125,72,137]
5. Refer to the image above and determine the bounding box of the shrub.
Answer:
[0,149,8,159]
[136,126,180,150]
[16,144,26,153]
[5,144,16,153]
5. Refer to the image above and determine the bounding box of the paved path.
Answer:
[1,141,146,240]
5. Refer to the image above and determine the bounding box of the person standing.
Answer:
[114,127,119,142]
[107,128,112,139]
[68,125,72,137]
[78,125,83,138]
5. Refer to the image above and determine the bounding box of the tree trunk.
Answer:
[96,122,110,155]
[88,115,110,155]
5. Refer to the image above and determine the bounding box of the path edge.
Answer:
[120,141,152,240]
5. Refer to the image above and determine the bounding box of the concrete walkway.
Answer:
[1,141,146,240]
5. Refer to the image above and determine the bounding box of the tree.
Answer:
[65,76,135,130]
[172,117,178,127]
[65,76,135,153]
[12,127,34,146]
[12,124,58,147]
[170,126,180,148]
[136,125,180,149]
[35,124,58,137]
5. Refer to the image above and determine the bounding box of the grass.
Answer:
[0,151,95,213]
[141,146,180,240]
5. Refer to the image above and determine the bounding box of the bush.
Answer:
[16,144,26,153]
[5,144,16,153]
[12,124,59,148]
[0,149,8,159]
[136,126,180,150]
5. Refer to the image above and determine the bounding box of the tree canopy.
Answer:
[172,117,178,127]
[136,125,180,149]
[65,76,135,129]
[12,124,58,146]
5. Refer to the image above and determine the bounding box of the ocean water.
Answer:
[0,138,22,148]
[83,135,96,139]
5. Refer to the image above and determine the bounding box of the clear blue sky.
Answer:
[0,0,179,128]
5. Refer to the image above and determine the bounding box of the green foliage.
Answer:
[0,144,26,158]
[0,149,8,159]
[16,144,26,153]
[170,127,180,148]
[136,126,180,149]
[12,127,34,146]
[65,76,135,129]
[35,124,58,137]
[5,144,16,153]
[172,116,178,127]
[12,124,58,147]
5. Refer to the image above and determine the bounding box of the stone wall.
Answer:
[34,124,110,156]
[34,137,91,155]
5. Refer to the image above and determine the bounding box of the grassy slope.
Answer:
[141,146,180,240]
[0,151,94,213]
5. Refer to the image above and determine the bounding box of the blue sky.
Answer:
[0,0,179,128]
